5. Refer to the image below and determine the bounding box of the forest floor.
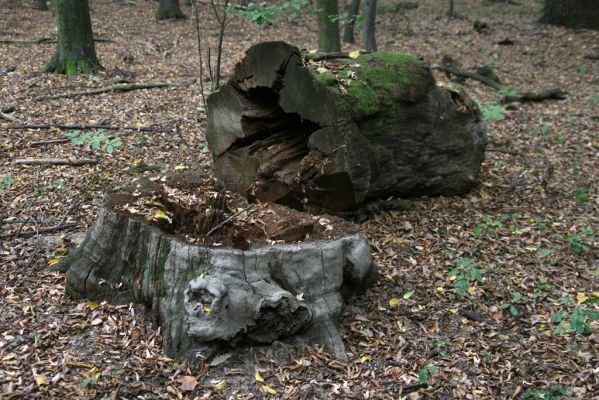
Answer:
[0,0,598,399]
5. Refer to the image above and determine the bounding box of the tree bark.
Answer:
[44,0,102,77]
[155,0,186,20]
[317,0,341,52]
[540,0,599,30]
[362,0,377,51]
[59,171,377,361]
[34,0,48,11]
[207,42,487,212]
[343,0,360,44]
[448,0,455,18]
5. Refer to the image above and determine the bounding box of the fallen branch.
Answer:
[0,111,21,123]
[434,64,566,103]
[34,79,197,101]
[0,37,114,44]
[0,124,169,132]
[30,138,71,147]
[0,223,79,239]
[303,51,369,61]
[206,204,255,236]
[14,157,98,166]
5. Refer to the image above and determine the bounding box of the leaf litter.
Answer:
[0,0,597,398]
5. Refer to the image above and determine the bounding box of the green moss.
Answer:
[314,71,337,86]
[154,241,170,284]
[345,52,425,118]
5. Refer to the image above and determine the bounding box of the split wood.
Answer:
[14,158,98,166]
[435,65,566,103]
[1,124,169,132]
[34,78,197,101]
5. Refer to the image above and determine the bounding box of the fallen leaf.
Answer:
[178,375,198,391]
[388,298,401,308]
[255,371,264,382]
[349,50,361,59]
[261,385,277,394]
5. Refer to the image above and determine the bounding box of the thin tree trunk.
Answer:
[44,0,102,77]
[362,0,377,51]
[34,0,48,11]
[317,0,341,52]
[343,0,360,44]
[155,0,186,20]
[448,0,455,17]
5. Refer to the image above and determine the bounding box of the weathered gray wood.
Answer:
[60,171,377,361]
[207,42,487,212]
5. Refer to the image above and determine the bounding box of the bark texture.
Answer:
[207,42,487,212]
[60,172,377,361]
[155,0,185,20]
[34,0,48,11]
[317,0,341,52]
[540,0,599,30]
[44,0,101,77]
[362,0,377,51]
[343,0,360,44]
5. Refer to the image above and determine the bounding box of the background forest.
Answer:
[0,0,597,399]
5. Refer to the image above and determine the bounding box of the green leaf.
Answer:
[403,291,414,300]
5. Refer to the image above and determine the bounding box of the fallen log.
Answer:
[58,170,377,361]
[207,42,487,211]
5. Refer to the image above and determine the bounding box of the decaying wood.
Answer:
[435,64,566,103]
[14,157,99,166]
[1,124,169,132]
[34,79,196,101]
[207,41,487,211]
[59,170,377,361]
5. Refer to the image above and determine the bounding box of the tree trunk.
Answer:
[448,0,455,17]
[44,0,101,77]
[343,0,360,44]
[540,0,599,30]
[317,0,341,52]
[362,0,377,51]
[59,170,377,361]
[207,42,487,212]
[155,0,186,20]
[34,0,48,11]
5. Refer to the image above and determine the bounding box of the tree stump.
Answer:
[60,171,377,361]
[207,41,487,211]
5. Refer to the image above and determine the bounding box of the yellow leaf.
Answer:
[50,126,57,132]
[360,355,371,363]
[47,257,63,266]
[435,287,444,293]
[35,375,46,386]
[308,49,318,54]
[592,292,599,298]
[255,371,264,382]
[349,50,361,59]
[468,287,477,295]
[154,210,168,220]
[461,318,470,324]
[22,305,30,313]
[6,294,19,301]
[88,301,99,311]
[213,380,227,390]
[261,385,277,394]
[174,165,187,171]
[55,246,66,254]
[203,305,212,313]
[388,298,401,308]
[576,293,588,304]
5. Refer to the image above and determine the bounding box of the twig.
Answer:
[0,111,21,123]
[30,138,71,147]
[58,200,80,226]
[191,0,207,110]
[14,158,99,166]
[1,223,78,239]
[486,147,522,156]
[206,204,255,236]
[1,124,170,132]
[34,79,197,101]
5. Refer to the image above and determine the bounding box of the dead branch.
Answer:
[0,37,114,44]
[0,223,79,239]
[434,64,566,103]
[303,51,369,61]
[1,124,169,132]
[206,204,255,236]
[14,158,99,166]
[30,138,71,147]
[0,110,21,123]
[34,79,197,101]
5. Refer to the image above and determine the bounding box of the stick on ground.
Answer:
[14,158,99,166]
[1,124,170,132]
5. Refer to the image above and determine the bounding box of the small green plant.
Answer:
[592,94,599,103]
[473,215,503,238]
[574,188,591,205]
[552,308,599,334]
[577,65,587,75]
[500,291,523,316]
[522,385,568,400]
[448,258,486,296]
[0,174,14,190]
[418,364,438,384]
[228,0,315,26]
[534,121,552,135]
[566,225,595,255]
[64,129,122,154]
[498,86,520,98]
[479,101,504,121]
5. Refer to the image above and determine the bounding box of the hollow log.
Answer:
[59,171,377,361]
[207,41,487,211]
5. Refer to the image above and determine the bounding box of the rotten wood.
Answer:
[34,79,197,101]
[14,157,99,166]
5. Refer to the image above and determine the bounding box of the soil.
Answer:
[0,0,597,399]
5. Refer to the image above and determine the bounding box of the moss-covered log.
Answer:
[44,0,102,77]
[207,42,487,212]
[60,171,377,361]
